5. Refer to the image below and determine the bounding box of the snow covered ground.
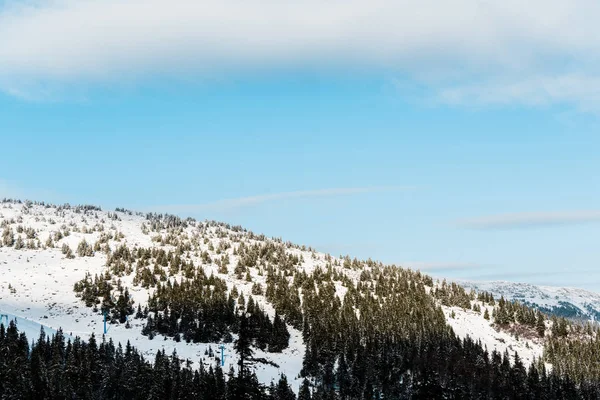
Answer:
[3,200,592,389]
[442,304,544,367]
[0,312,73,343]
[0,202,306,390]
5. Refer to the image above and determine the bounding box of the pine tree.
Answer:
[272,374,296,400]
[298,379,312,400]
[536,312,545,337]
[235,312,254,398]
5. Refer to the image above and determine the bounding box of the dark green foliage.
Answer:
[544,316,600,383]
[0,321,282,400]
[74,243,291,353]
[141,274,290,352]
[48,200,600,396]
[271,375,296,400]
[492,296,539,329]
[536,311,546,337]
[236,312,254,376]
[74,272,134,324]
[298,379,312,400]
[286,263,600,399]
[433,280,472,309]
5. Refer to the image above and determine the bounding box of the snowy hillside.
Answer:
[441,304,544,368]
[0,199,554,391]
[0,201,309,390]
[458,280,600,321]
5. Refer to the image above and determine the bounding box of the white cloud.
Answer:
[1,0,600,109]
[458,211,600,230]
[437,74,600,113]
[155,185,414,213]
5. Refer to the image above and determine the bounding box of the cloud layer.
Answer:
[458,211,600,230]
[1,0,600,108]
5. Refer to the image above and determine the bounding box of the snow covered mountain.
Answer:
[457,280,600,322]
[0,199,574,392]
[0,200,308,390]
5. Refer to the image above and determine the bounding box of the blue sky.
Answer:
[1,0,599,289]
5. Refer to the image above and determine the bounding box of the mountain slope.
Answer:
[0,199,584,393]
[0,201,308,389]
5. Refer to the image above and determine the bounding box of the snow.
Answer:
[0,202,312,390]
[457,280,600,320]
[0,312,73,343]
[442,304,544,367]
[3,201,591,389]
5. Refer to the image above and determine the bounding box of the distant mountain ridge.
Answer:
[457,280,600,321]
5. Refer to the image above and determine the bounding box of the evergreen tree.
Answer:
[536,312,546,337]
[298,379,312,400]
[271,375,296,400]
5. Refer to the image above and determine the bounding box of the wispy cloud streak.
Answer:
[436,74,600,114]
[458,211,600,230]
[157,185,415,213]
